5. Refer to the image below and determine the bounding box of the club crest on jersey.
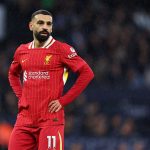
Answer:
[44,55,52,65]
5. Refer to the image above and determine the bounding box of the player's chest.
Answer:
[19,50,61,70]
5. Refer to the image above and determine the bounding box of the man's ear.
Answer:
[29,22,33,31]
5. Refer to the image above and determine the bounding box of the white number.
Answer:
[47,136,56,149]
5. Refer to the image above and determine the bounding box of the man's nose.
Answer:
[42,24,49,29]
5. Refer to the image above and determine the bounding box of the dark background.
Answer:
[0,0,150,149]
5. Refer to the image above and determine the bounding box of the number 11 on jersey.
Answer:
[47,136,56,149]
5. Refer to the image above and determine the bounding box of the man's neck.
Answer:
[32,36,52,48]
[34,40,45,48]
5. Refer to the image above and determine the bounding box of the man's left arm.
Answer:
[59,63,94,106]
[48,44,94,113]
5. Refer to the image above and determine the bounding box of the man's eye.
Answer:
[47,22,53,26]
[37,21,44,25]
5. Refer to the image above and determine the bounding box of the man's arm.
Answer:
[59,63,94,106]
[48,43,94,113]
[48,63,94,113]
[8,51,22,99]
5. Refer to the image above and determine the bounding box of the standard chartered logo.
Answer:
[23,70,50,81]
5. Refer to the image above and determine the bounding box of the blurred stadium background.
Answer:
[0,0,150,150]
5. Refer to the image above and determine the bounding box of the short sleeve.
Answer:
[60,43,86,72]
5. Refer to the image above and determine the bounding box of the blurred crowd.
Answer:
[0,0,150,149]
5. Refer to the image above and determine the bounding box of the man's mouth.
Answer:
[40,31,49,35]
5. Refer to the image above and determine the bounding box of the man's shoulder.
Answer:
[18,42,31,49]
[16,42,31,52]
[55,39,70,47]
[54,39,74,54]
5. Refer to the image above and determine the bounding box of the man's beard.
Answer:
[34,30,50,42]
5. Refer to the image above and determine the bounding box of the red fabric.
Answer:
[8,46,22,99]
[59,64,94,106]
[8,39,94,127]
[8,125,64,150]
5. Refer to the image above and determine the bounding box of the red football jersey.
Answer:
[9,36,88,127]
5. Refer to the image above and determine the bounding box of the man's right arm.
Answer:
[8,49,22,99]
